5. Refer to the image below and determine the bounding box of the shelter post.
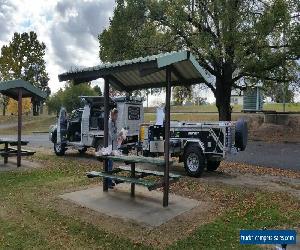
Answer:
[163,66,171,207]
[17,88,22,167]
[103,77,109,191]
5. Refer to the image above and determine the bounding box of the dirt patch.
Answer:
[245,114,300,143]
[250,123,300,143]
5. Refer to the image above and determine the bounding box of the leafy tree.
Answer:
[172,86,192,105]
[0,31,50,115]
[99,0,163,100]
[93,85,103,96]
[261,61,299,103]
[99,0,300,120]
[7,98,32,115]
[47,82,97,114]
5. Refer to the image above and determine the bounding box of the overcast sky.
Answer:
[0,0,216,104]
[1,0,297,104]
[0,0,114,93]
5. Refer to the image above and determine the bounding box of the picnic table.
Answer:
[0,139,35,165]
[87,155,180,200]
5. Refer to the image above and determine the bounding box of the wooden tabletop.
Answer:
[98,155,173,166]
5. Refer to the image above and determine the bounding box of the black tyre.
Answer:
[235,119,248,151]
[142,150,149,157]
[50,128,57,143]
[207,160,221,171]
[78,147,87,154]
[95,143,103,152]
[54,143,66,156]
[183,144,206,177]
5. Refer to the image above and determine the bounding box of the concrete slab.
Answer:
[60,184,200,227]
[0,158,41,172]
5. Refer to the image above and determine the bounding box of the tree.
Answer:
[47,82,98,114]
[99,0,300,120]
[172,86,192,105]
[7,98,32,115]
[0,31,50,115]
[261,61,299,103]
[93,85,103,96]
[99,0,165,100]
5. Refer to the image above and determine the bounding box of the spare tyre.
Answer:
[235,119,248,151]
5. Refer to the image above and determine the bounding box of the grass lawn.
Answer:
[0,102,299,134]
[144,102,300,113]
[0,116,56,135]
[0,153,299,249]
[0,114,53,125]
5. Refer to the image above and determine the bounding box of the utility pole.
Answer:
[282,25,287,112]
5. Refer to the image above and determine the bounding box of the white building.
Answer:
[230,90,243,105]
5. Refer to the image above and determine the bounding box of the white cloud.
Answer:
[0,0,114,93]
[1,0,298,104]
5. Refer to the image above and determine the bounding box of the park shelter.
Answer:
[0,79,47,166]
[59,50,211,206]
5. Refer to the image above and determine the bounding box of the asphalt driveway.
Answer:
[227,140,300,171]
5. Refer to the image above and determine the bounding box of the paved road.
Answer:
[227,141,300,171]
[0,133,52,149]
[1,134,299,171]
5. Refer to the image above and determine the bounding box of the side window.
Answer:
[128,106,140,120]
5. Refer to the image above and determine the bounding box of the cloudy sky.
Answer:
[0,0,215,104]
[0,0,114,93]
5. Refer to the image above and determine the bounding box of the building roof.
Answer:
[0,79,47,100]
[58,50,213,91]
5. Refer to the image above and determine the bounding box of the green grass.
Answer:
[170,192,300,249]
[144,112,252,122]
[0,155,148,249]
[0,153,299,249]
[144,103,300,113]
[0,116,56,135]
[0,113,52,125]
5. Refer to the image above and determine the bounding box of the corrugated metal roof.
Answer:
[58,50,213,91]
[0,79,47,100]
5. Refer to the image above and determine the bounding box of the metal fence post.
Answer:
[103,78,109,191]
[17,88,22,167]
[163,66,171,207]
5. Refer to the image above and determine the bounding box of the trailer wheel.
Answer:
[78,147,87,154]
[207,160,221,171]
[54,143,66,156]
[184,144,205,177]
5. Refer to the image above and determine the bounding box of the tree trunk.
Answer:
[2,106,6,116]
[215,77,232,121]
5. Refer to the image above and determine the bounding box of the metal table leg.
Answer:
[131,162,135,197]
[4,142,8,164]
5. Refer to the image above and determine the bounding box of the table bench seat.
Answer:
[0,150,35,157]
[0,140,29,146]
[0,142,35,166]
[117,166,180,179]
[89,154,180,206]
[87,169,179,191]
